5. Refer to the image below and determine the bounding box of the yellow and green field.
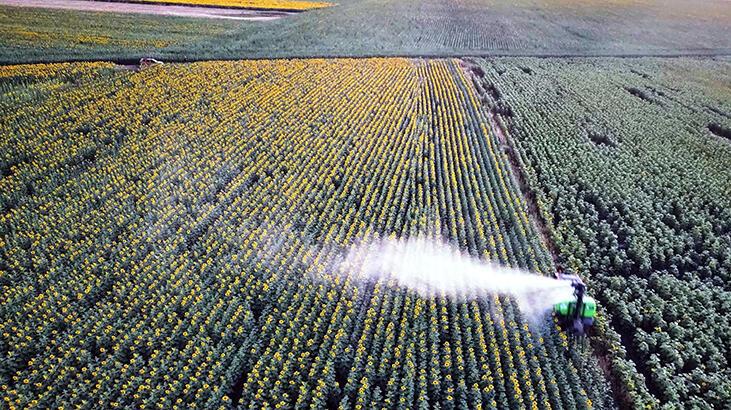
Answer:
[1,0,730,407]
[0,58,617,409]
[135,0,333,11]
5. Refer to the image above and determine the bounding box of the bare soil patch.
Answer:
[0,0,291,20]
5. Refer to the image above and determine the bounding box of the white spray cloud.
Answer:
[340,236,575,322]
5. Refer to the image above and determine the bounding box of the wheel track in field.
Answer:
[458,57,635,410]
[458,58,563,274]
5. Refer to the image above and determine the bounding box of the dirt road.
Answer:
[0,0,290,20]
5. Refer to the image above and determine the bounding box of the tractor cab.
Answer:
[553,273,596,336]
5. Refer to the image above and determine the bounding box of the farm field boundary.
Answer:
[2,53,731,67]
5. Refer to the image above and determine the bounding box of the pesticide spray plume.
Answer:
[342,236,574,323]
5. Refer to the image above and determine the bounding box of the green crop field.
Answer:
[1,0,730,409]
[1,0,730,63]
[468,56,731,407]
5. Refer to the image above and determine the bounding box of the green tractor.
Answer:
[553,273,596,336]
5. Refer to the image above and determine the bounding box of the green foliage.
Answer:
[474,56,731,408]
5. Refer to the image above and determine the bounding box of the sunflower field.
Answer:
[0,58,616,409]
